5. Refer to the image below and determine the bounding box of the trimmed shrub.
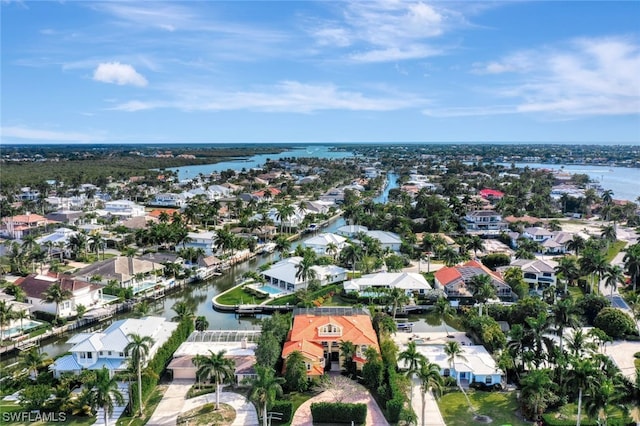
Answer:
[310,402,367,425]
[270,400,293,424]
[593,307,637,339]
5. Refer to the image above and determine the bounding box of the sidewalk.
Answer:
[410,376,446,426]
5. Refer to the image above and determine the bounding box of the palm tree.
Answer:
[566,328,597,358]
[584,378,623,426]
[325,242,339,260]
[339,340,356,376]
[86,367,125,426]
[566,235,586,256]
[467,235,484,259]
[603,264,625,297]
[567,358,598,426]
[555,256,580,294]
[468,274,496,317]
[551,298,579,355]
[195,316,209,332]
[443,341,467,385]
[0,300,15,342]
[433,297,455,337]
[440,247,461,267]
[193,350,235,410]
[399,341,426,407]
[340,243,362,276]
[246,365,285,426]
[295,255,317,288]
[171,300,194,323]
[387,287,409,319]
[124,333,154,417]
[19,348,49,379]
[623,243,640,291]
[524,313,554,369]
[579,249,608,294]
[416,361,444,426]
[600,224,617,248]
[14,308,30,334]
[520,369,556,422]
[274,235,291,259]
[42,282,72,321]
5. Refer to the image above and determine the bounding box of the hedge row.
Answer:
[270,400,293,424]
[541,414,634,426]
[310,402,367,425]
[131,318,194,413]
[385,365,405,423]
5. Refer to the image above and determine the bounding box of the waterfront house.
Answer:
[73,256,165,289]
[168,330,258,384]
[16,274,104,318]
[500,258,558,294]
[398,343,504,387]
[261,257,348,292]
[282,309,379,376]
[464,210,508,234]
[303,233,348,256]
[0,292,33,338]
[101,200,146,218]
[182,231,218,256]
[51,316,178,377]
[151,192,189,207]
[363,230,402,252]
[0,213,50,239]
[343,272,431,296]
[336,225,368,238]
[434,260,513,301]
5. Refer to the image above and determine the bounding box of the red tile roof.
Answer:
[434,267,462,286]
[479,189,505,199]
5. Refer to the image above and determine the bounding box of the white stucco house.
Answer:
[336,225,368,238]
[51,316,178,378]
[102,200,146,218]
[364,230,403,252]
[261,257,348,292]
[501,258,558,294]
[398,344,504,387]
[343,272,432,296]
[182,231,218,256]
[17,274,105,319]
[303,233,348,256]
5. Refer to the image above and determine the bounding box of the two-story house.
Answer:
[102,200,146,218]
[303,233,348,256]
[464,210,508,234]
[51,316,178,377]
[501,258,558,295]
[17,274,104,318]
[281,309,379,376]
[343,272,432,297]
[182,231,218,256]
[434,260,513,301]
[261,257,348,292]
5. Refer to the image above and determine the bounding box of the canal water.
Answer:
[25,169,407,360]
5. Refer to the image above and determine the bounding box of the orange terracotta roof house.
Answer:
[434,260,513,300]
[282,311,379,376]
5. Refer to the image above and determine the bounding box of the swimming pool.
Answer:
[2,319,45,338]
[249,284,285,296]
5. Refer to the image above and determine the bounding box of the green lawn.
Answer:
[215,282,266,306]
[438,390,530,426]
[117,385,167,426]
[605,240,627,262]
[544,402,631,425]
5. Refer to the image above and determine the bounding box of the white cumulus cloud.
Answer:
[93,62,148,87]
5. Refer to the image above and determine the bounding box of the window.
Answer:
[87,352,93,359]
[119,352,124,357]
[485,376,492,384]
[306,363,311,371]
[80,353,86,359]
[108,351,112,356]
[99,351,103,356]
[443,369,450,377]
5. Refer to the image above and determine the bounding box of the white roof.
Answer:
[399,344,503,376]
[365,230,402,244]
[304,233,346,247]
[337,225,368,234]
[69,316,178,354]
[510,258,558,273]
[261,257,347,284]
[348,272,431,291]
[173,341,257,358]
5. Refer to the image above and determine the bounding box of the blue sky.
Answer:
[1,1,639,144]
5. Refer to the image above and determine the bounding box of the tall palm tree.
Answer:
[469,274,496,317]
[19,348,49,379]
[603,264,625,297]
[416,361,444,426]
[246,365,285,426]
[433,297,455,337]
[193,350,235,410]
[623,243,640,291]
[524,313,554,369]
[340,243,362,276]
[171,300,194,323]
[566,235,586,256]
[567,358,598,426]
[579,249,608,294]
[86,367,125,426]
[0,300,15,342]
[600,224,617,248]
[295,255,318,288]
[551,297,579,355]
[195,316,209,332]
[339,340,357,376]
[443,341,467,385]
[584,378,624,426]
[554,256,580,294]
[387,287,409,319]
[399,341,426,407]
[124,333,154,417]
[520,369,556,422]
[42,282,72,321]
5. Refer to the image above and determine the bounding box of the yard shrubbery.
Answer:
[310,402,367,425]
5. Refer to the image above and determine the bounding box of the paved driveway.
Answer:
[147,380,258,426]
[291,381,388,426]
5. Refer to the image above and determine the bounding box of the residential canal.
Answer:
[14,170,400,363]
